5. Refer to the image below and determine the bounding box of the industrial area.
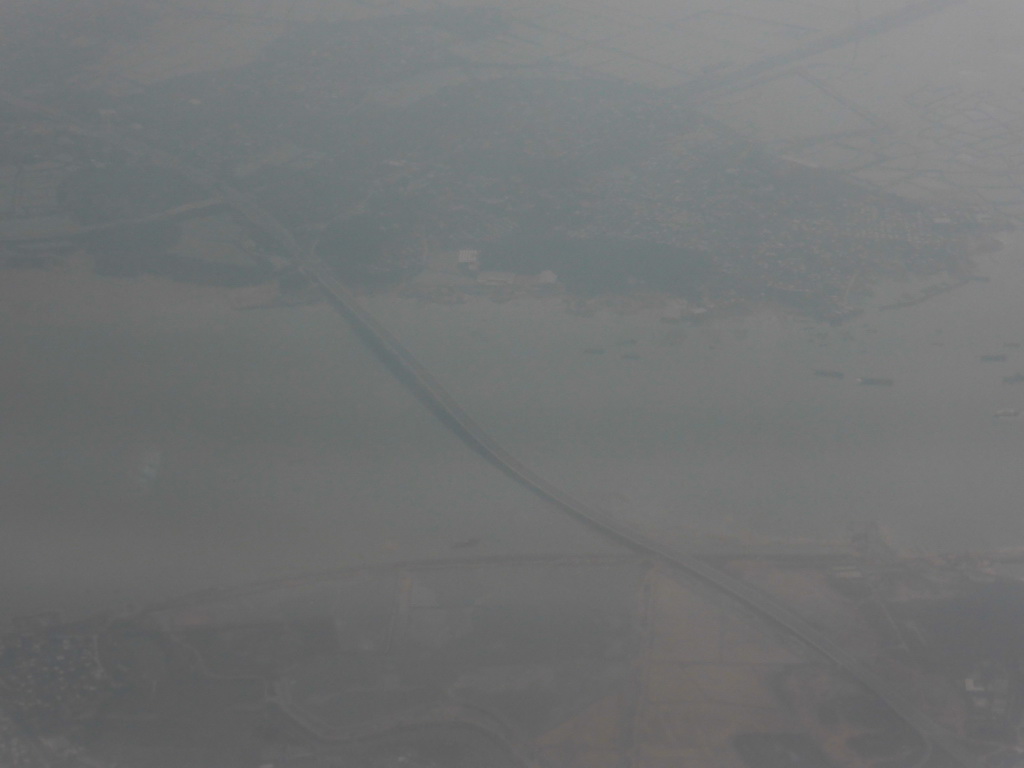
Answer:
[5,0,1024,766]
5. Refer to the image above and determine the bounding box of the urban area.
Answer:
[2,1,1024,766]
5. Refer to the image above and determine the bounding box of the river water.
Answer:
[369,236,1024,554]
[3,236,1023,617]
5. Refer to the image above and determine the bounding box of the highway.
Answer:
[676,0,967,102]
[204,158,976,768]
[4,93,976,767]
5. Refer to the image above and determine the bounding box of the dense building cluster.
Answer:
[0,8,989,323]
[0,627,113,734]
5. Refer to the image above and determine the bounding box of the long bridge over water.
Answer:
[4,91,976,767]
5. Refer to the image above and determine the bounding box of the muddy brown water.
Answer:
[4,234,1024,619]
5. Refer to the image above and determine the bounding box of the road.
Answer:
[676,0,967,101]
[193,143,978,768]
[4,93,976,767]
